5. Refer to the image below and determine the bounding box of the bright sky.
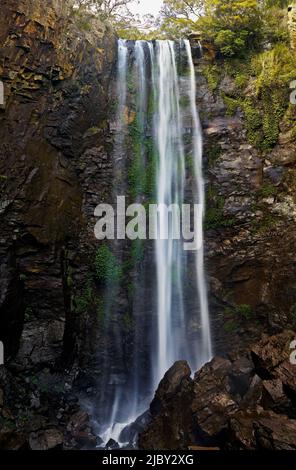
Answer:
[131,0,164,18]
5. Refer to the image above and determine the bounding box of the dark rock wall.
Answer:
[192,48,296,356]
[0,0,116,369]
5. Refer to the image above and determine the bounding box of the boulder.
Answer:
[29,428,63,450]
[191,357,238,443]
[66,410,97,449]
[138,361,194,450]
[150,360,191,415]
[139,331,296,450]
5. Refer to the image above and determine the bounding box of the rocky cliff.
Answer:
[195,42,296,356]
[0,0,116,365]
[0,0,116,448]
[139,331,296,450]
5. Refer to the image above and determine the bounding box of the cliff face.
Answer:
[0,0,116,367]
[193,46,296,356]
[0,0,117,448]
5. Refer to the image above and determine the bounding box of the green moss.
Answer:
[202,65,220,92]
[83,127,101,138]
[242,98,262,148]
[223,303,254,331]
[257,182,278,198]
[223,319,237,332]
[144,136,157,201]
[95,245,122,283]
[179,95,190,108]
[251,213,277,234]
[147,90,155,116]
[222,93,241,117]
[234,73,248,89]
[235,304,254,320]
[66,265,74,288]
[207,143,222,166]
[205,186,236,230]
[131,239,144,263]
[73,279,93,314]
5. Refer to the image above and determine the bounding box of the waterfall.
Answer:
[96,39,212,445]
[184,39,212,363]
[153,40,186,385]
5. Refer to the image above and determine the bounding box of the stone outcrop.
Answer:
[139,330,296,450]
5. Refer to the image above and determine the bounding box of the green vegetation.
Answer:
[201,65,220,92]
[251,213,278,234]
[257,182,278,198]
[24,306,34,322]
[223,303,254,331]
[73,278,93,314]
[95,245,122,283]
[205,186,236,230]
[223,319,237,332]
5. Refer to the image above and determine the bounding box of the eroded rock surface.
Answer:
[139,331,296,450]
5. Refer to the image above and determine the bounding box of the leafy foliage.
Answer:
[95,245,122,283]
[198,0,263,56]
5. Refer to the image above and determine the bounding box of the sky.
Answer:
[131,0,164,18]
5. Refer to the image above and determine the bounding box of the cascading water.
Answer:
[96,39,212,446]
[185,39,212,364]
[153,40,186,385]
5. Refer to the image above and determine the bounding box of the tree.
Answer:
[197,0,263,56]
[157,0,204,38]
[160,0,204,20]
[74,0,137,21]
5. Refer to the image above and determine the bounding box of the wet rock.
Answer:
[106,438,120,449]
[0,426,26,450]
[191,357,237,443]
[150,360,192,415]
[254,411,296,450]
[16,320,65,367]
[119,410,151,445]
[264,166,284,186]
[139,361,195,450]
[261,379,293,416]
[139,332,296,450]
[251,330,296,388]
[29,428,63,450]
[66,410,97,449]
